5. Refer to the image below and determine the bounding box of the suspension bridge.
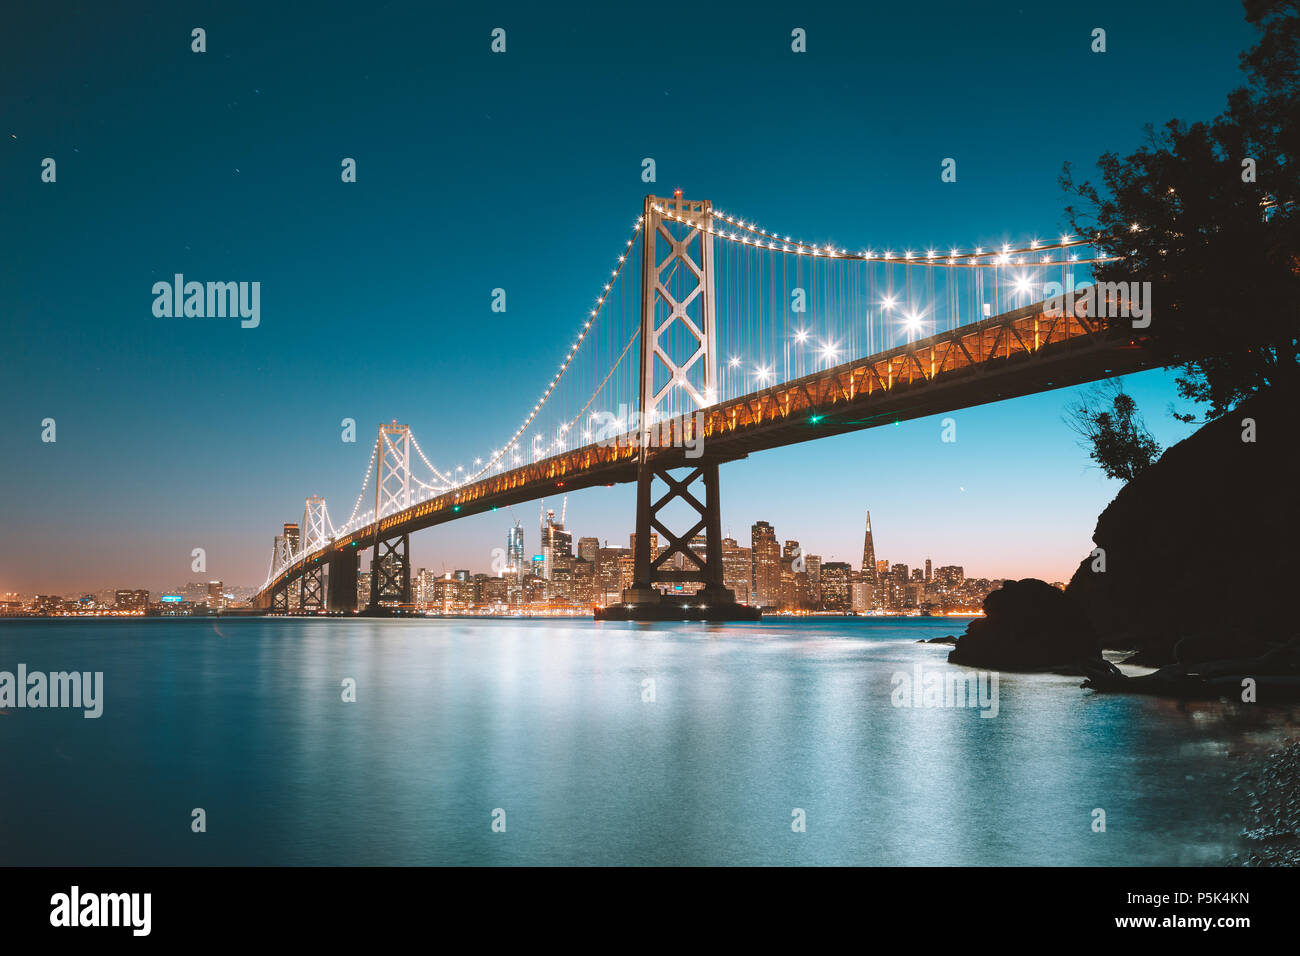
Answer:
[253,192,1161,618]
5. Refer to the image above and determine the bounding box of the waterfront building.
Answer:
[114,589,150,610]
[850,577,873,613]
[821,561,852,612]
[481,574,508,610]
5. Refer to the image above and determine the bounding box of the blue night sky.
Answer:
[0,1,1255,594]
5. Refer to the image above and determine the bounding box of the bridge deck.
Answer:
[257,298,1158,602]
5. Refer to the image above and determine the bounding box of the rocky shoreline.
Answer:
[1228,738,1300,866]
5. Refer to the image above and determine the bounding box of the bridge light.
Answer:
[794,328,809,343]
[881,295,897,311]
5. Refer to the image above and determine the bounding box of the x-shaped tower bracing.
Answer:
[640,194,717,428]
[375,422,411,521]
[302,495,332,553]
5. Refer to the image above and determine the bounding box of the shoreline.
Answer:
[1228,737,1300,866]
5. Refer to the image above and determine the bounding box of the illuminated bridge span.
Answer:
[254,194,1159,617]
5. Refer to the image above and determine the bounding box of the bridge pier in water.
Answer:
[600,458,759,622]
[366,532,411,613]
[269,580,289,614]
[327,548,359,612]
[299,560,326,612]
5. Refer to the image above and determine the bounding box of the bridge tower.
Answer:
[298,496,330,612]
[368,421,413,610]
[605,193,756,621]
[266,533,293,613]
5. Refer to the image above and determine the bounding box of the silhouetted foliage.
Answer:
[1061,0,1300,421]
[1066,380,1162,482]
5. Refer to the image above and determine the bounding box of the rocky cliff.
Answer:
[1065,384,1299,665]
[948,384,1299,671]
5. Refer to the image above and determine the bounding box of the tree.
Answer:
[1066,380,1162,482]
[1061,0,1300,421]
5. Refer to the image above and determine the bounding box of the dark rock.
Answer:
[1065,385,1300,666]
[948,578,1100,673]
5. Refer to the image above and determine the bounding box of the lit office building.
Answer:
[721,537,752,605]
[750,521,780,608]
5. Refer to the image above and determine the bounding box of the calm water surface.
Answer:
[1,616,1293,865]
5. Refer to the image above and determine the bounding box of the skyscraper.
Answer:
[780,540,802,610]
[861,512,877,583]
[506,521,524,581]
[540,509,571,581]
[720,537,752,605]
[751,521,780,608]
[283,522,301,557]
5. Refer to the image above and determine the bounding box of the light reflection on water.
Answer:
[1,616,1292,865]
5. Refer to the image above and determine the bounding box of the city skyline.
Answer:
[7,505,1062,604]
